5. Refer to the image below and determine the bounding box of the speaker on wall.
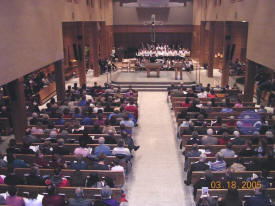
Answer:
[78,45,82,61]
[225,45,231,61]
[230,44,235,60]
[73,44,79,60]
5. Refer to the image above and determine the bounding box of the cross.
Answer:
[144,14,163,44]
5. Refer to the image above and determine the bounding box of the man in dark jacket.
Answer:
[53,138,70,155]
[185,153,209,185]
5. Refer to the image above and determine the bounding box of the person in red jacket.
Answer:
[182,97,192,108]
[125,100,138,120]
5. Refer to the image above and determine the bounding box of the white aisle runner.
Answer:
[126,92,194,206]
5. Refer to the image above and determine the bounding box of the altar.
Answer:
[144,63,163,78]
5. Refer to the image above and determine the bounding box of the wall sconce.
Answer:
[214,52,223,58]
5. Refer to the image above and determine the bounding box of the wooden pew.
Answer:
[170,89,241,95]
[191,171,275,185]
[0,117,10,135]
[195,188,275,202]
[174,107,257,114]
[28,125,132,134]
[15,143,118,153]
[172,101,256,108]
[184,145,273,155]
[0,168,125,187]
[187,157,266,171]
[181,134,266,146]
[171,96,242,103]
[0,184,122,202]
[177,118,273,124]
[26,133,122,143]
[39,82,56,105]
[176,111,269,119]
[14,154,117,167]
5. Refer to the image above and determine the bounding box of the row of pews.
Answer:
[169,89,275,203]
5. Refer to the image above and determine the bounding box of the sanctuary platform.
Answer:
[111,71,196,91]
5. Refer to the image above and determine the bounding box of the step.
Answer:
[111,81,196,85]
[112,84,170,89]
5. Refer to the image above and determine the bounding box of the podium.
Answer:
[173,62,184,80]
[144,63,163,78]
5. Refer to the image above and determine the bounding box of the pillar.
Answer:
[243,60,257,102]
[221,22,232,87]
[8,77,27,142]
[91,23,100,77]
[191,25,201,61]
[79,22,86,87]
[208,22,215,77]
[55,60,65,102]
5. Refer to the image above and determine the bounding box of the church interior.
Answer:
[0,0,275,206]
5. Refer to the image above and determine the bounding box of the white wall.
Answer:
[193,0,275,70]
[0,0,113,86]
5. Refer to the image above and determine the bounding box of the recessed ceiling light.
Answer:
[242,21,247,23]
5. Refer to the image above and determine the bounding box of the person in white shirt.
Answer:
[112,139,131,157]
[197,89,208,98]
[111,159,125,173]
[24,192,43,206]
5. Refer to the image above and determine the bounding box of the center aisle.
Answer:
[126,92,194,206]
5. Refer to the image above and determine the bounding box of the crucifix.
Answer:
[144,14,163,44]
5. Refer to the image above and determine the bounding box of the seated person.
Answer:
[112,139,131,158]
[219,143,236,157]
[209,152,226,171]
[74,140,90,158]
[26,166,44,185]
[239,141,257,157]
[193,170,213,198]
[184,143,201,171]
[94,186,120,206]
[6,186,25,206]
[42,184,66,206]
[70,155,88,170]
[7,152,29,168]
[201,129,218,145]
[53,138,70,155]
[67,187,92,206]
[244,187,271,206]
[90,154,109,170]
[45,167,70,187]
[94,137,111,156]
[55,113,66,125]
[4,166,25,185]
[185,153,209,185]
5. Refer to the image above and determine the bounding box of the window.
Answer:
[91,0,94,8]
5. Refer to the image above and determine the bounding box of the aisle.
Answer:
[126,92,194,206]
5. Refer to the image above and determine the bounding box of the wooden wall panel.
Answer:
[114,32,192,49]
[113,25,193,33]
[114,25,193,49]
[191,25,201,60]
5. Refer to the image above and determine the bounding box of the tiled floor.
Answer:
[125,92,195,206]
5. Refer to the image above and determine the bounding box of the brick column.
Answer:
[208,22,215,77]
[243,60,257,102]
[79,22,86,87]
[221,22,232,87]
[8,77,27,142]
[92,23,100,77]
[55,60,65,102]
